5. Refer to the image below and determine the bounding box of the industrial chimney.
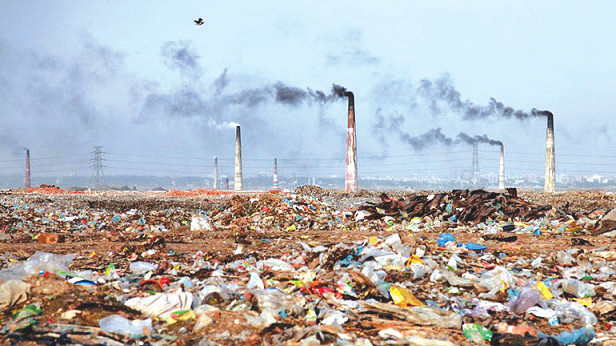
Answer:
[470,143,479,185]
[234,125,243,191]
[213,157,218,190]
[544,112,556,193]
[345,91,358,192]
[272,158,279,189]
[498,144,505,190]
[224,177,230,190]
[25,149,31,189]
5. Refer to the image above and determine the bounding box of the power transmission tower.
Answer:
[470,143,479,185]
[91,146,105,188]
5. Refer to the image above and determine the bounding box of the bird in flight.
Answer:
[194,18,205,26]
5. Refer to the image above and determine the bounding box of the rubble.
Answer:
[358,189,559,223]
[0,188,613,344]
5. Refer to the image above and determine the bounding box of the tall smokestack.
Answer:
[498,144,505,190]
[234,125,243,191]
[470,143,479,185]
[224,177,229,190]
[545,113,556,193]
[213,157,218,190]
[272,158,279,189]
[25,149,31,189]
[345,91,358,192]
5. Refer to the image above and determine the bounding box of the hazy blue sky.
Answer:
[1,1,615,180]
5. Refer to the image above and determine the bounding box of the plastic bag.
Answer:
[99,314,153,337]
[0,252,76,281]
[478,266,515,299]
[509,286,541,314]
[129,261,158,274]
[552,279,595,298]
[549,300,597,326]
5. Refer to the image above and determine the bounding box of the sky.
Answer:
[1,1,615,182]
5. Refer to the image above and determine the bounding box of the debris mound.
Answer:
[358,189,556,222]
[294,185,324,196]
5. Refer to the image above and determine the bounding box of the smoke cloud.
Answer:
[161,41,202,78]
[213,68,229,95]
[0,135,25,156]
[417,76,536,119]
[456,133,503,147]
[398,128,454,150]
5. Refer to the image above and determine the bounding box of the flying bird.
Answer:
[194,18,204,26]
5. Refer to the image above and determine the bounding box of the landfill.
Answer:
[0,187,615,344]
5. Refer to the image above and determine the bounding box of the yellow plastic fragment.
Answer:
[573,298,593,308]
[537,281,553,300]
[390,286,423,307]
[368,236,378,245]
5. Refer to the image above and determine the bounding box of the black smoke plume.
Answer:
[398,128,454,150]
[456,133,503,147]
[416,75,549,120]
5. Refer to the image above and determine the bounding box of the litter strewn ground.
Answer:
[0,188,615,345]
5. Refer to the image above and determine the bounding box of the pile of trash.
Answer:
[358,189,559,223]
[0,189,614,344]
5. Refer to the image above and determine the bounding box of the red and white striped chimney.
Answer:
[345,91,358,192]
[25,149,31,189]
[234,125,243,191]
[545,113,555,193]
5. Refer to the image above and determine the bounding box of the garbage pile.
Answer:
[358,189,559,223]
[0,189,614,344]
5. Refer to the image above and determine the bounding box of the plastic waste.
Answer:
[190,215,213,231]
[0,280,30,310]
[247,272,264,290]
[253,288,306,326]
[539,327,595,345]
[129,261,158,274]
[478,266,515,299]
[125,288,193,319]
[0,252,76,281]
[440,268,475,287]
[549,300,597,326]
[556,250,575,265]
[7,304,42,331]
[463,242,487,251]
[257,258,294,272]
[509,286,542,314]
[552,279,595,298]
[99,314,153,337]
[462,323,493,342]
[437,233,456,247]
[390,286,423,307]
[385,233,411,257]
